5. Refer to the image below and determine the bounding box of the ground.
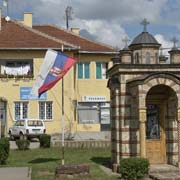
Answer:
[2,147,120,180]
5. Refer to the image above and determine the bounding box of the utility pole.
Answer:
[65,6,73,30]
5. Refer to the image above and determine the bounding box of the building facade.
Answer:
[0,12,115,137]
[108,20,180,171]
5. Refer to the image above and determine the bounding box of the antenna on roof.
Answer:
[3,0,10,21]
[65,6,73,30]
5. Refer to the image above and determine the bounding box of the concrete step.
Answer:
[149,172,180,180]
[149,164,180,180]
[149,164,180,173]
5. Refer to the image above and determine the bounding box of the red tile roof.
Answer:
[33,25,115,52]
[0,18,76,49]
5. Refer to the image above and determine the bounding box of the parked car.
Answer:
[9,119,46,140]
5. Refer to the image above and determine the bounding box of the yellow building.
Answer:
[0,12,115,137]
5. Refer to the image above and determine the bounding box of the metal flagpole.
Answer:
[61,45,65,165]
[61,78,65,165]
[61,5,73,165]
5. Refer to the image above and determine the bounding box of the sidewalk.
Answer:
[10,140,40,149]
[0,167,31,180]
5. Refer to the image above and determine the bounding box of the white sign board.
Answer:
[82,96,106,102]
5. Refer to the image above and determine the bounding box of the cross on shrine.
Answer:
[122,36,130,49]
[141,18,150,32]
[171,36,178,48]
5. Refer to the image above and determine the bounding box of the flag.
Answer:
[31,49,76,97]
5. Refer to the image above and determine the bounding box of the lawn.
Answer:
[2,147,119,180]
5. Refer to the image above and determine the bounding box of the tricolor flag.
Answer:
[31,49,76,97]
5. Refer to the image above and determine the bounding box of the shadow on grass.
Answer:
[91,157,111,168]
[28,158,60,164]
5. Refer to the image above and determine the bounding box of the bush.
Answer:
[0,138,10,164]
[39,134,51,148]
[120,157,149,180]
[16,139,30,150]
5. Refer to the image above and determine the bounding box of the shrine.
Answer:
[108,19,180,171]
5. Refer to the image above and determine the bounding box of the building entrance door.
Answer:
[146,103,166,164]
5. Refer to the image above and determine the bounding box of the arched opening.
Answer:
[134,52,139,64]
[146,52,150,64]
[146,84,178,165]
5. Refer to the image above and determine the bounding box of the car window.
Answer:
[28,120,43,126]
[19,120,25,126]
[14,120,25,126]
[14,121,20,126]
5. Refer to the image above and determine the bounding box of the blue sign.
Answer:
[20,87,47,100]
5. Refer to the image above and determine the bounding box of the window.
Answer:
[28,120,43,126]
[78,102,99,124]
[96,62,108,79]
[77,62,90,79]
[14,102,28,120]
[39,102,52,120]
[146,104,160,139]
[155,52,159,64]
[77,102,110,125]
[4,60,33,76]
[146,52,151,64]
[134,52,139,64]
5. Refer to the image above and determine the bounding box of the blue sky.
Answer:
[2,0,180,50]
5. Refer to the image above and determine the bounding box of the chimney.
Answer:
[24,12,32,28]
[71,28,80,35]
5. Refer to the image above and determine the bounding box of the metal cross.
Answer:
[141,18,150,32]
[171,36,178,49]
[122,36,130,49]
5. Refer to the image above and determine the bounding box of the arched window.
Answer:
[146,52,150,64]
[134,52,139,64]
[155,52,159,64]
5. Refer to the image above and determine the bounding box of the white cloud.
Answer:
[74,0,168,23]
[72,19,128,48]
[155,34,172,56]
[7,0,180,47]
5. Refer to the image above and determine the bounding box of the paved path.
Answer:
[0,167,31,180]
[10,140,40,149]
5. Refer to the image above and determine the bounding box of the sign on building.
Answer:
[20,87,47,100]
[82,96,106,102]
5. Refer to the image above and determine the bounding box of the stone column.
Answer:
[139,108,147,158]
[112,88,120,172]
[177,108,180,167]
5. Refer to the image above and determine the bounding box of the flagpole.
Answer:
[61,45,65,165]
[62,77,64,165]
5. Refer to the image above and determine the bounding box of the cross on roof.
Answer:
[171,36,178,48]
[122,36,130,49]
[141,18,150,32]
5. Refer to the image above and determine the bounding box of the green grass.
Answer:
[1,147,119,180]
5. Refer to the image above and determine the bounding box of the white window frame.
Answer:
[14,101,29,120]
[39,101,53,120]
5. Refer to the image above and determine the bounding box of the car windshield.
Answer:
[14,120,25,126]
[28,120,43,126]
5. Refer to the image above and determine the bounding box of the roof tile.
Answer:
[0,18,75,49]
[33,25,114,52]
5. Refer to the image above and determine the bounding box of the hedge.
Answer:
[120,157,149,180]
[0,138,10,164]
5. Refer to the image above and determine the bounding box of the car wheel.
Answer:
[9,132,14,141]
[19,133,25,140]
